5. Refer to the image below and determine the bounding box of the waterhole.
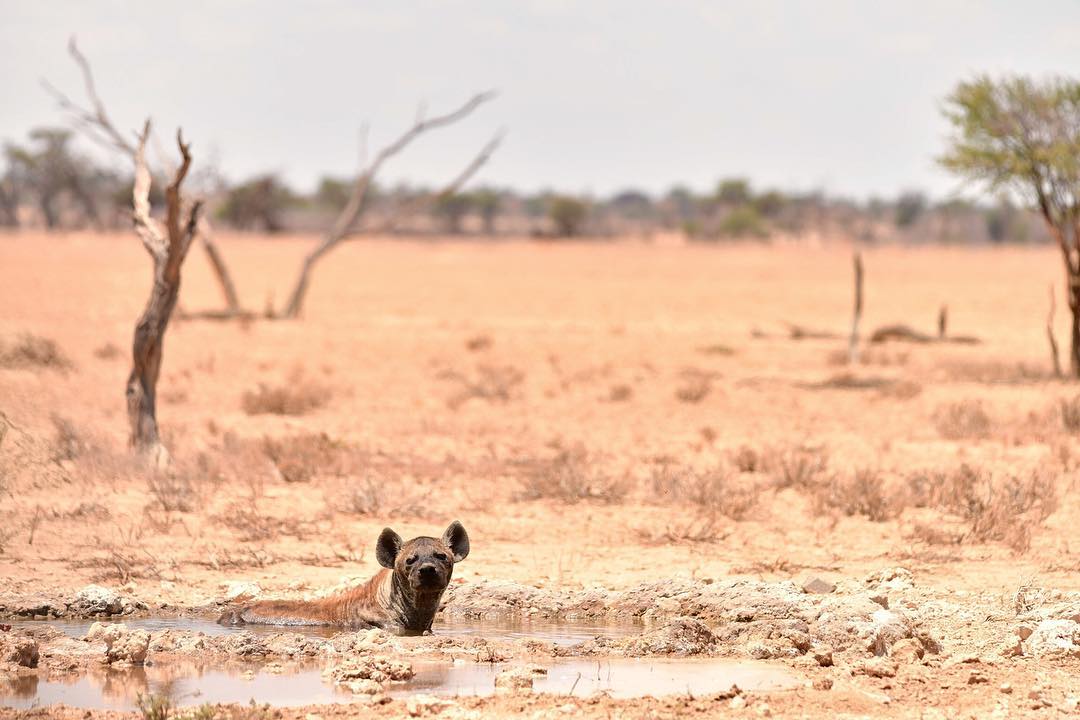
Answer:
[0,618,802,710]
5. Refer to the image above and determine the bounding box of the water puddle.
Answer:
[0,617,801,710]
[7,616,640,647]
[0,658,800,710]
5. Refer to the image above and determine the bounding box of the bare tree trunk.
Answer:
[278,92,500,318]
[1048,284,1062,378]
[938,305,948,339]
[126,123,201,466]
[848,251,863,364]
[1070,282,1080,378]
[0,182,19,228]
[196,216,241,314]
[46,37,241,316]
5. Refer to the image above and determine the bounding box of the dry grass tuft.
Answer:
[329,472,427,518]
[905,464,1058,552]
[811,468,896,522]
[93,342,123,361]
[768,444,829,490]
[697,344,735,356]
[0,334,72,371]
[515,443,629,504]
[675,368,716,403]
[940,359,1049,384]
[262,432,345,483]
[465,334,493,352]
[146,472,197,512]
[933,400,992,440]
[1060,395,1080,432]
[730,445,762,473]
[241,376,331,416]
[607,384,633,402]
[439,364,524,409]
[649,460,760,520]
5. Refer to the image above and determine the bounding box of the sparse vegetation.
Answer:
[515,443,629,504]
[933,400,993,440]
[0,333,71,370]
[439,364,524,409]
[241,376,332,416]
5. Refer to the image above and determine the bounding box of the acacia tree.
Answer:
[940,76,1080,375]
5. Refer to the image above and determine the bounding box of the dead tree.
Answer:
[848,251,863,363]
[127,122,201,465]
[277,92,501,318]
[1048,284,1063,378]
[44,38,242,317]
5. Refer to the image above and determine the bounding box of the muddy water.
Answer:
[7,616,641,646]
[1,618,802,710]
[1,659,800,710]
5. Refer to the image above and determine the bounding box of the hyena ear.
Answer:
[376,527,403,569]
[442,520,470,562]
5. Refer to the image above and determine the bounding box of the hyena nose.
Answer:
[419,564,438,577]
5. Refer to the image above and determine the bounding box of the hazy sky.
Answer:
[3,1,1080,200]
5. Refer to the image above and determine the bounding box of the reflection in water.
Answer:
[0,617,801,710]
[0,657,800,710]
[7,617,642,646]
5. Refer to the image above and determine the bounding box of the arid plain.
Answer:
[1,232,1079,718]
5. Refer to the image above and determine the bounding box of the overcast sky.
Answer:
[3,1,1080,200]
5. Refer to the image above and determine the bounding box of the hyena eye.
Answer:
[405,555,418,565]
[433,552,448,562]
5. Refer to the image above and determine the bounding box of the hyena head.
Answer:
[376,521,470,594]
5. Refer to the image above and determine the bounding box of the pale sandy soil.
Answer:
[1,231,1079,718]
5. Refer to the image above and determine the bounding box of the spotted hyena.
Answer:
[218,521,470,636]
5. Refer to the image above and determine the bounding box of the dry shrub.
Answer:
[933,400,992,440]
[49,414,85,463]
[697,344,735,356]
[0,334,71,371]
[330,472,426,518]
[811,468,896,522]
[1060,395,1080,432]
[465,334,493,352]
[607,384,633,402]
[241,376,331,416]
[941,359,1048,384]
[93,342,122,360]
[905,464,1058,552]
[649,461,759,520]
[731,445,761,473]
[515,443,628,504]
[768,444,828,490]
[146,472,197,512]
[218,501,311,542]
[675,368,715,403]
[439,364,524,409]
[262,432,345,483]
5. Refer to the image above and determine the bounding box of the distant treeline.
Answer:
[0,126,1045,244]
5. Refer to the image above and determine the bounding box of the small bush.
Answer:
[1061,395,1080,432]
[607,384,633,402]
[717,206,769,239]
[933,400,992,440]
[650,461,759,520]
[439,364,524,409]
[812,468,895,522]
[515,443,628,504]
[147,472,197,512]
[730,445,761,473]
[769,445,828,490]
[93,342,123,361]
[0,334,71,370]
[675,368,714,404]
[241,377,331,416]
[262,432,344,483]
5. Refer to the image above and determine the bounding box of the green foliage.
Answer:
[609,189,654,219]
[940,75,1080,230]
[434,192,473,233]
[752,190,787,218]
[548,195,588,237]
[894,191,927,228]
[217,174,294,232]
[717,205,769,238]
[715,178,752,205]
[315,176,352,211]
[469,187,501,234]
